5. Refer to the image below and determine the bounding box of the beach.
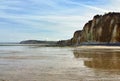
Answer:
[0,45,120,81]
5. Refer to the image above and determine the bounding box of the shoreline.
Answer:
[0,43,120,48]
[76,45,120,50]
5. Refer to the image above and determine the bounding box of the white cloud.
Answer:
[0,13,89,30]
[60,0,109,13]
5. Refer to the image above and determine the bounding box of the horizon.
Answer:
[0,0,120,42]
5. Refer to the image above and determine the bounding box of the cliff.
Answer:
[20,40,42,44]
[80,12,120,43]
[57,12,120,46]
[20,40,57,44]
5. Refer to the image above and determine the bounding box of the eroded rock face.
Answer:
[71,30,82,45]
[80,12,120,43]
[57,30,82,46]
[57,12,120,46]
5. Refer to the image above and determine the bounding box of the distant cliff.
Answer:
[57,12,120,46]
[20,40,57,44]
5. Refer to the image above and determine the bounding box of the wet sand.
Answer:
[0,45,120,81]
[76,46,120,49]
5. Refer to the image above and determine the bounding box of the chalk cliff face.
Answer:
[71,30,82,45]
[80,12,120,43]
[57,12,120,46]
[57,30,82,46]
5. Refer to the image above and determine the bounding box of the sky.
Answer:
[0,0,120,42]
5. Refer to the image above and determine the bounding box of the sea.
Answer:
[0,44,120,81]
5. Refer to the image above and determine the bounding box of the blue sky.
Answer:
[0,0,120,42]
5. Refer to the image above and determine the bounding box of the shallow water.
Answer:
[0,45,120,81]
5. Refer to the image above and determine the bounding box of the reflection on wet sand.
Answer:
[74,49,120,69]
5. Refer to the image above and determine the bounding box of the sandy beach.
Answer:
[0,45,120,81]
[76,46,120,50]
